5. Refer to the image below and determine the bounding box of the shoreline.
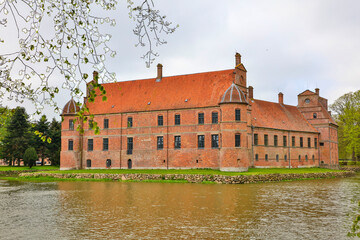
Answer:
[14,170,355,184]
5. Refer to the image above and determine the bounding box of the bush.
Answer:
[23,147,37,168]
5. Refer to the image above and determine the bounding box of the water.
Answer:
[1,176,360,240]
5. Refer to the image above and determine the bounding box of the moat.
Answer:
[1,175,360,239]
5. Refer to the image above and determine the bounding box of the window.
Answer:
[265,154,268,161]
[292,136,295,147]
[305,98,310,104]
[211,134,219,148]
[174,136,181,149]
[88,139,93,151]
[175,114,180,125]
[68,140,73,151]
[103,138,108,151]
[86,159,91,168]
[313,113,317,119]
[255,154,259,161]
[320,142,324,146]
[198,135,205,149]
[212,112,218,124]
[314,138,318,148]
[298,155,301,161]
[106,159,111,168]
[274,135,278,147]
[283,136,287,147]
[264,134,268,146]
[157,136,164,150]
[254,134,258,146]
[284,155,287,161]
[312,155,315,161]
[158,115,163,126]
[89,120,93,129]
[235,109,241,121]
[308,137,311,148]
[127,137,133,154]
[305,155,308,161]
[69,119,74,130]
[276,154,279,162]
[127,117,133,128]
[198,113,204,125]
[104,119,109,129]
[235,134,241,147]
[300,137,303,148]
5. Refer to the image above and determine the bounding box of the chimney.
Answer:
[315,88,319,95]
[93,71,98,84]
[248,86,254,99]
[235,52,241,66]
[156,63,163,82]
[278,92,284,104]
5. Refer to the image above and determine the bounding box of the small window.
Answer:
[175,114,180,125]
[127,137,133,154]
[313,113,317,119]
[292,136,295,147]
[284,155,287,161]
[253,134,258,146]
[305,98,310,104]
[198,135,205,149]
[104,119,109,129]
[235,134,241,147]
[300,137,303,148]
[276,154,279,162]
[69,119,74,130]
[314,138,318,148]
[320,142,324,146]
[68,140,73,151]
[308,137,311,148]
[157,136,164,150]
[127,117,133,128]
[89,120,94,129]
[86,159,91,168]
[298,155,301,161]
[274,135,278,147]
[106,159,111,168]
[255,154,259,161]
[305,155,308,161]
[212,112,218,124]
[265,154,268,161]
[174,136,181,149]
[264,134,268,146]
[283,136,287,147]
[198,113,204,125]
[312,155,315,161]
[235,109,241,121]
[158,115,163,126]
[103,138,109,151]
[88,139,93,151]
[211,134,219,148]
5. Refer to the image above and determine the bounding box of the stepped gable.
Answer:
[251,99,318,133]
[86,69,234,114]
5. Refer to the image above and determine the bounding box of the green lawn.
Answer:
[43,167,343,176]
[0,166,60,171]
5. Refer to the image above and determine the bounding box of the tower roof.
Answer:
[62,98,80,115]
[220,83,248,104]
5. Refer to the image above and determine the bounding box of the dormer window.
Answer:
[305,98,310,104]
[313,113,317,119]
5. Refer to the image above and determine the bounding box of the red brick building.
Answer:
[60,53,338,171]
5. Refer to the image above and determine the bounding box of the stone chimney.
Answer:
[248,86,253,99]
[235,52,241,66]
[315,88,319,95]
[93,71,99,84]
[278,92,284,104]
[156,63,163,82]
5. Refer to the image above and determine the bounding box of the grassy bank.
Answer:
[44,167,342,176]
[0,166,59,171]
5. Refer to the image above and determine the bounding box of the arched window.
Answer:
[255,154,259,161]
[106,159,111,168]
[276,154,279,162]
[265,154,268,161]
[305,155,308,161]
[284,155,287,161]
[313,113,317,119]
[86,159,91,168]
[312,155,315,161]
[298,155,301,161]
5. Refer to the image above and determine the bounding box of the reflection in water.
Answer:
[1,176,360,239]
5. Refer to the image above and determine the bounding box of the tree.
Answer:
[330,90,360,160]
[0,107,13,159]
[0,0,177,115]
[30,115,50,165]
[23,147,37,168]
[2,107,30,166]
[46,118,61,166]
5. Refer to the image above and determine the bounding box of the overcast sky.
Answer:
[4,0,360,120]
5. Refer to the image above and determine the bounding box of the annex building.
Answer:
[60,53,339,171]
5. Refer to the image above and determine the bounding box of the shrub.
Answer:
[23,147,37,168]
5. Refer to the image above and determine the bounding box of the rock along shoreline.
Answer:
[19,171,356,184]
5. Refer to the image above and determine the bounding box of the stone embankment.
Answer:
[0,170,38,176]
[19,171,355,184]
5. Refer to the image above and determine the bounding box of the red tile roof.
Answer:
[251,99,318,133]
[86,69,235,114]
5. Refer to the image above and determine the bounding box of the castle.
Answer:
[60,53,338,171]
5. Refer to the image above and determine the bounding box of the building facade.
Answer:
[60,53,338,171]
